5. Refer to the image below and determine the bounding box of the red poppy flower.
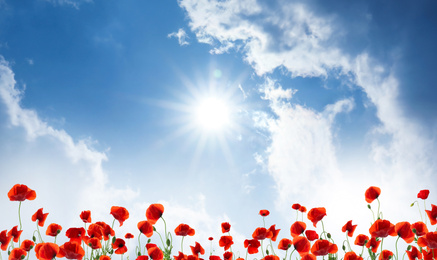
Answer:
[261,255,280,260]
[395,222,414,243]
[307,207,326,228]
[278,238,292,250]
[146,203,164,225]
[187,255,198,260]
[406,246,422,260]
[190,242,205,256]
[412,221,428,236]
[174,251,187,260]
[7,226,23,243]
[310,239,338,256]
[100,256,112,260]
[58,241,85,259]
[208,237,214,241]
[418,190,430,200]
[305,230,319,241]
[209,255,221,260]
[80,210,91,223]
[35,242,59,260]
[175,224,195,236]
[8,184,36,201]
[112,238,128,254]
[301,253,316,260]
[110,206,129,227]
[8,248,27,260]
[354,234,369,246]
[293,236,311,255]
[417,232,437,249]
[259,209,270,216]
[290,221,306,238]
[221,222,231,233]
[85,237,102,249]
[292,204,301,210]
[366,237,381,253]
[219,236,233,250]
[425,204,437,225]
[148,246,164,260]
[252,227,273,240]
[32,208,49,227]
[125,233,134,239]
[268,224,280,241]
[138,220,154,237]
[369,219,396,238]
[20,239,35,251]
[365,186,381,203]
[379,250,393,260]
[344,251,363,260]
[0,230,12,251]
[95,221,114,241]
[422,248,437,260]
[299,206,307,213]
[46,223,62,237]
[223,251,233,260]
[342,220,357,237]
[87,223,104,240]
[244,239,261,254]
[65,227,86,244]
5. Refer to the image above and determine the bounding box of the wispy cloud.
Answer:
[44,0,92,9]
[168,28,190,46]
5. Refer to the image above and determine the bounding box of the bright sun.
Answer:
[194,97,231,131]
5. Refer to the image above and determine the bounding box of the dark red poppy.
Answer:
[58,241,85,259]
[110,206,130,227]
[412,221,428,236]
[0,230,12,251]
[46,223,62,237]
[259,209,270,216]
[218,236,233,250]
[138,220,154,237]
[125,233,134,239]
[8,248,27,260]
[35,242,60,260]
[174,251,187,260]
[299,206,307,213]
[425,204,437,225]
[305,230,319,241]
[95,221,114,241]
[300,253,316,260]
[418,190,430,200]
[292,204,301,210]
[369,219,396,238]
[221,222,231,233]
[223,251,233,260]
[422,248,437,260]
[209,255,221,260]
[85,237,102,249]
[406,246,422,260]
[268,224,280,241]
[7,226,23,243]
[146,243,157,250]
[344,251,363,260]
[293,236,310,255]
[208,237,214,241]
[342,220,357,237]
[112,238,128,254]
[307,207,326,228]
[278,238,292,250]
[20,239,35,251]
[379,250,393,260]
[366,237,381,253]
[87,223,104,240]
[395,222,414,243]
[65,227,86,245]
[365,186,381,203]
[146,203,164,225]
[261,255,280,260]
[175,224,195,236]
[32,208,49,227]
[244,239,261,254]
[310,239,338,256]
[80,210,91,223]
[8,184,36,201]
[417,231,437,249]
[187,255,198,260]
[148,246,164,260]
[354,234,369,246]
[190,242,205,256]
[252,227,273,240]
[290,221,306,238]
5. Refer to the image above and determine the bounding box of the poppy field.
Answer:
[1,184,436,260]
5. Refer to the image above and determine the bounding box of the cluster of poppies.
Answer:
[1,184,436,260]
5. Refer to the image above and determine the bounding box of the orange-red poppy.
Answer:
[268,224,280,241]
[412,221,428,237]
[300,253,316,260]
[379,250,393,260]
[344,251,363,260]
[342,220,357,237]
[20,239,35,251]
[310,239,338,256]
[35,242,59,260]
[425,204,437,225]
[299,206,307,213]
[221,222,231,233]
[244,239,261,254]
[395,222,414,243]
[219,236,233,251]
[278,238,292,250]
[8,184,36,202]
[418,190,430,200]
[95,221,114,241]
[259,210,270,217]
[125,233,134,239]
[366,237,381,253]
[406,246,422,260]
[174,251,187,260]
[354,234,369,246]
[293,236,311,255]
[292,204,301,210]
[223,251,233,260]
[46,223,62,237]
[87,223,104,240]
[0,230,12,251]
[112,238,128,254]
[365,186,381,203]
[8,248,27,260]
[175,224,195,236]
[369,219,396,238]
[187,255,198,260]
[85,237,102,250]
[100,256,112,260]
[65,227,86,245]
[190,242,205,256]
[417,232,437,249]
[290,221,306,238]
[138,220,154,237]
[7,226,22,243]
[421,248,437,260]
[58,241,85,259]
[209,255,221,260]
[146,204,164,225]
[307,207,326,228]
[252,227,273,240]
[80,210,91,223]
[110,206,130,227]
[148,246,164,260]
[32,208,49,227]
[305,230,319,241]
[261,255,280,260]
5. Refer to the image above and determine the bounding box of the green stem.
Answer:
[137,231,142,255]
[395,236,400,260]
[181,236,185,254]
[380,238,384,255]
[269,239,276,255]
[346,233,352,251]
[423,200,427,225]
[377,199,381,219]
[260,240,265,258]
[36,222,44,243]
[288,249,295,260]
[18,201,22,245]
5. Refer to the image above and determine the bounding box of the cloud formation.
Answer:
[168,28,190,46]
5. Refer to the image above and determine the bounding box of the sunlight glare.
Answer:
[195,97,231,131]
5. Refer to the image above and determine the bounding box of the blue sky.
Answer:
[0,0,436,259]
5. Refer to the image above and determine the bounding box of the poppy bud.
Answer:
[266,249,269,255]
[327,233,331,239]
[21,255,25,260]
[367,205,371,209]
[32,236,36,242]
[410,203,415,207]
[166,239,171,246]
[412,228,416,234]
[112,237,116,243]
[8,250,10,255]
[57,229,61,234]
[153,226,157,231]
[147,239,151,243]
[342,245,346,251]
[110,249,114,254]
[407,245,412,250]
[138,252,141,256]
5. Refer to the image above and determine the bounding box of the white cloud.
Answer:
[168,28,190,46]
[44,0,92,9]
